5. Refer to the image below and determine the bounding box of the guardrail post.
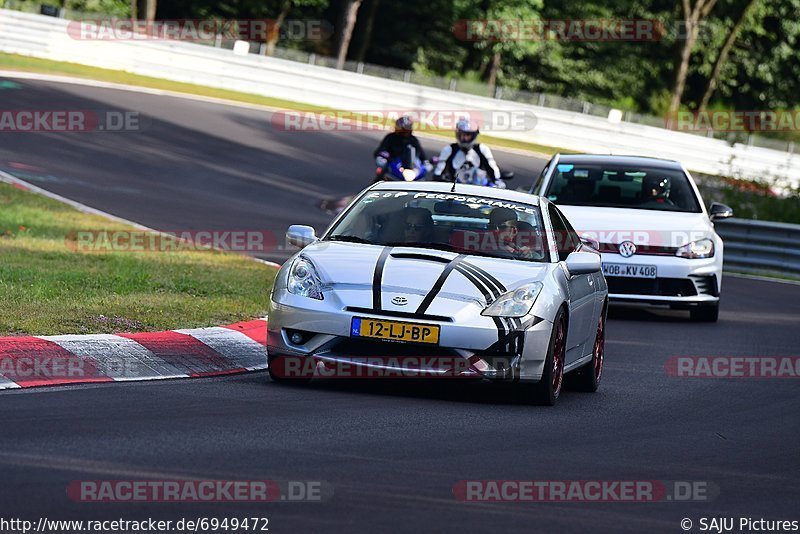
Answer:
[403,71,411,83]
[309,53,316,65]
[449,78,457,91]
[357,62,364,74]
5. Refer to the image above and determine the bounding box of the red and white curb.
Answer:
[0,319,267,390]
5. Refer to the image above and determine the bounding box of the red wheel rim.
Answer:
[552,316,566,396]
[593,313,605,383]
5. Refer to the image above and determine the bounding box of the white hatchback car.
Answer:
[531,154,733,322]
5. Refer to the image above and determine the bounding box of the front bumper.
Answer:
[602,253,721,306]
[267,290,553,382]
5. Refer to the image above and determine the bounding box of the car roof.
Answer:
[370,181,543,206]
[556,154,684,171]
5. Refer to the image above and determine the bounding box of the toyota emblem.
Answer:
[618,241,637,258]
[391,296,408,306]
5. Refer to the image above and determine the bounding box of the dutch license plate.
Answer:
[351,317,440,344]
[602,263,658,279]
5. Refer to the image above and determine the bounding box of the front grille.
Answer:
[606,277,697,297]
[599,243,679,256]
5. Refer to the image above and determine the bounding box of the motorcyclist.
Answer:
[433,118,503,187]
[373,115,428,169]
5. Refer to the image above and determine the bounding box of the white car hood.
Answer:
[556,205,713,248]
[301,242,549,319]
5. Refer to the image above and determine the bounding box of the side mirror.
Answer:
[709,202,733,221]
[286,225,317,248]
[580,236,600,250]
[565,251,601,275]
[500,171,515,181]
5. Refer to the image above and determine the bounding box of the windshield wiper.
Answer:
[327,235,373,244]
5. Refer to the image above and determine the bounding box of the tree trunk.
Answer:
[352,0,380,63]
[698,0,758,112]
[336,0,364,70]
[667,0,717,122]
[265,0,293,56]
[136,0,156,22]
[485,50,501,90]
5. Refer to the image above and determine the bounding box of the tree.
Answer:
[336,0,364,69]
[697,0,759,111]
[668,0,717,120]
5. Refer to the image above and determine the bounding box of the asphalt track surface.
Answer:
[1,75,799,533]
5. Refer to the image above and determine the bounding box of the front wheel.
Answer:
[528,308,567,406]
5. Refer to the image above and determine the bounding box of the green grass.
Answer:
[0,183,277,335]
[0,52,565,157]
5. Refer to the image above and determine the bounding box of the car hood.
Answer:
[556,205,713,247]
[301,241,550,319]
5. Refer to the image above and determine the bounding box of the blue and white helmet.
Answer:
[456,117,479,150]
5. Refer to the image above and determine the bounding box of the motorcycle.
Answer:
[451,162,515,188]
[373,145,433,183]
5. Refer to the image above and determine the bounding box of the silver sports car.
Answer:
[267,182,608,405]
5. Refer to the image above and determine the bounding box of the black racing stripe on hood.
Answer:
[372,246,392,311]
[460,261,523,332]
[454,264,508,343]
[416,254,466,315]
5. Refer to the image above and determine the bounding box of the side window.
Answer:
[548,204,580,262]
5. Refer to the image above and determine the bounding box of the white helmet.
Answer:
[456,117,479,150]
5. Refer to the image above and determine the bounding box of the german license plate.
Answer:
[351,317,440,344]
[602,263,657,278]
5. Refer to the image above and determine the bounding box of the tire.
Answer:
[529,307,567,406]
[570,304,606,393]
[268,353,313,384]
[690,302,719,322]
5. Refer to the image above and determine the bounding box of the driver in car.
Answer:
[489,207,537,259]
[641,176,674,206]
[403,208,434,244]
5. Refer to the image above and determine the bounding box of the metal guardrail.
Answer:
[716,218,800,275]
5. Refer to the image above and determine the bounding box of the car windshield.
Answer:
[544,163,702,212]
[325,190,549,262]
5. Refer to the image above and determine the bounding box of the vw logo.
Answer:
[391,296,408,306]
[618,241,637,258]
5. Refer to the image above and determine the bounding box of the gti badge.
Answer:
[391,296,408,306]
[618,241,637,258]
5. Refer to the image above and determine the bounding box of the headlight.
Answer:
[287,257,324,300]
[481,282,543,318]
[676,238,715,259]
